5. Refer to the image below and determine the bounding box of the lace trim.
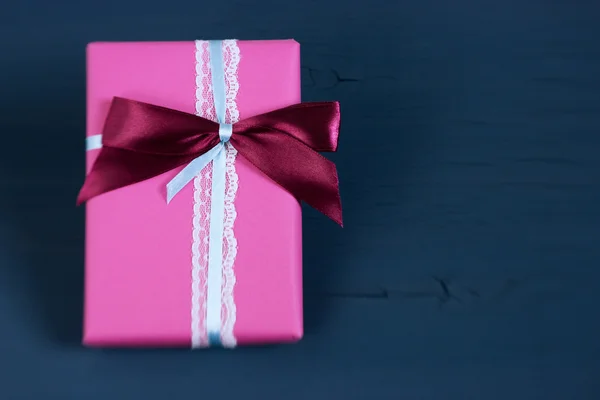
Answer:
[221,143,238,347]
[191,162,212,348]
[222,40,241,124]
[192,40,240,348]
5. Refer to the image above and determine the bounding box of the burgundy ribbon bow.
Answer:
[77,97,343,225]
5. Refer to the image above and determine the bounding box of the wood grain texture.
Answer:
[0,0,599,398]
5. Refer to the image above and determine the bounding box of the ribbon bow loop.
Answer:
[77,97,343,226]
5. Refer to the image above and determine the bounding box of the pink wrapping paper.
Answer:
[84,40,303,347]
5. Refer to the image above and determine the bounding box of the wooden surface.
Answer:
[1,0,599,398]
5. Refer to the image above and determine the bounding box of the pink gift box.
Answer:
[84,40,303,347]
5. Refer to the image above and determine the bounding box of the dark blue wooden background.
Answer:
[1,0,599,398]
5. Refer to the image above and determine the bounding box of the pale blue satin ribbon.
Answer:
[167,40,230,347]
[86,134,103,151]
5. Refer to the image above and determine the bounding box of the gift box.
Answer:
[81,39,342,347]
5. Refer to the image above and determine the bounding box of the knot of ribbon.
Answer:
[77,96,343,225]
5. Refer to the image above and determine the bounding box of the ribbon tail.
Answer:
[231,135,343,226]
[166,143,224,203]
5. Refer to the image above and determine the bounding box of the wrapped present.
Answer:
[79,39,342,347]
